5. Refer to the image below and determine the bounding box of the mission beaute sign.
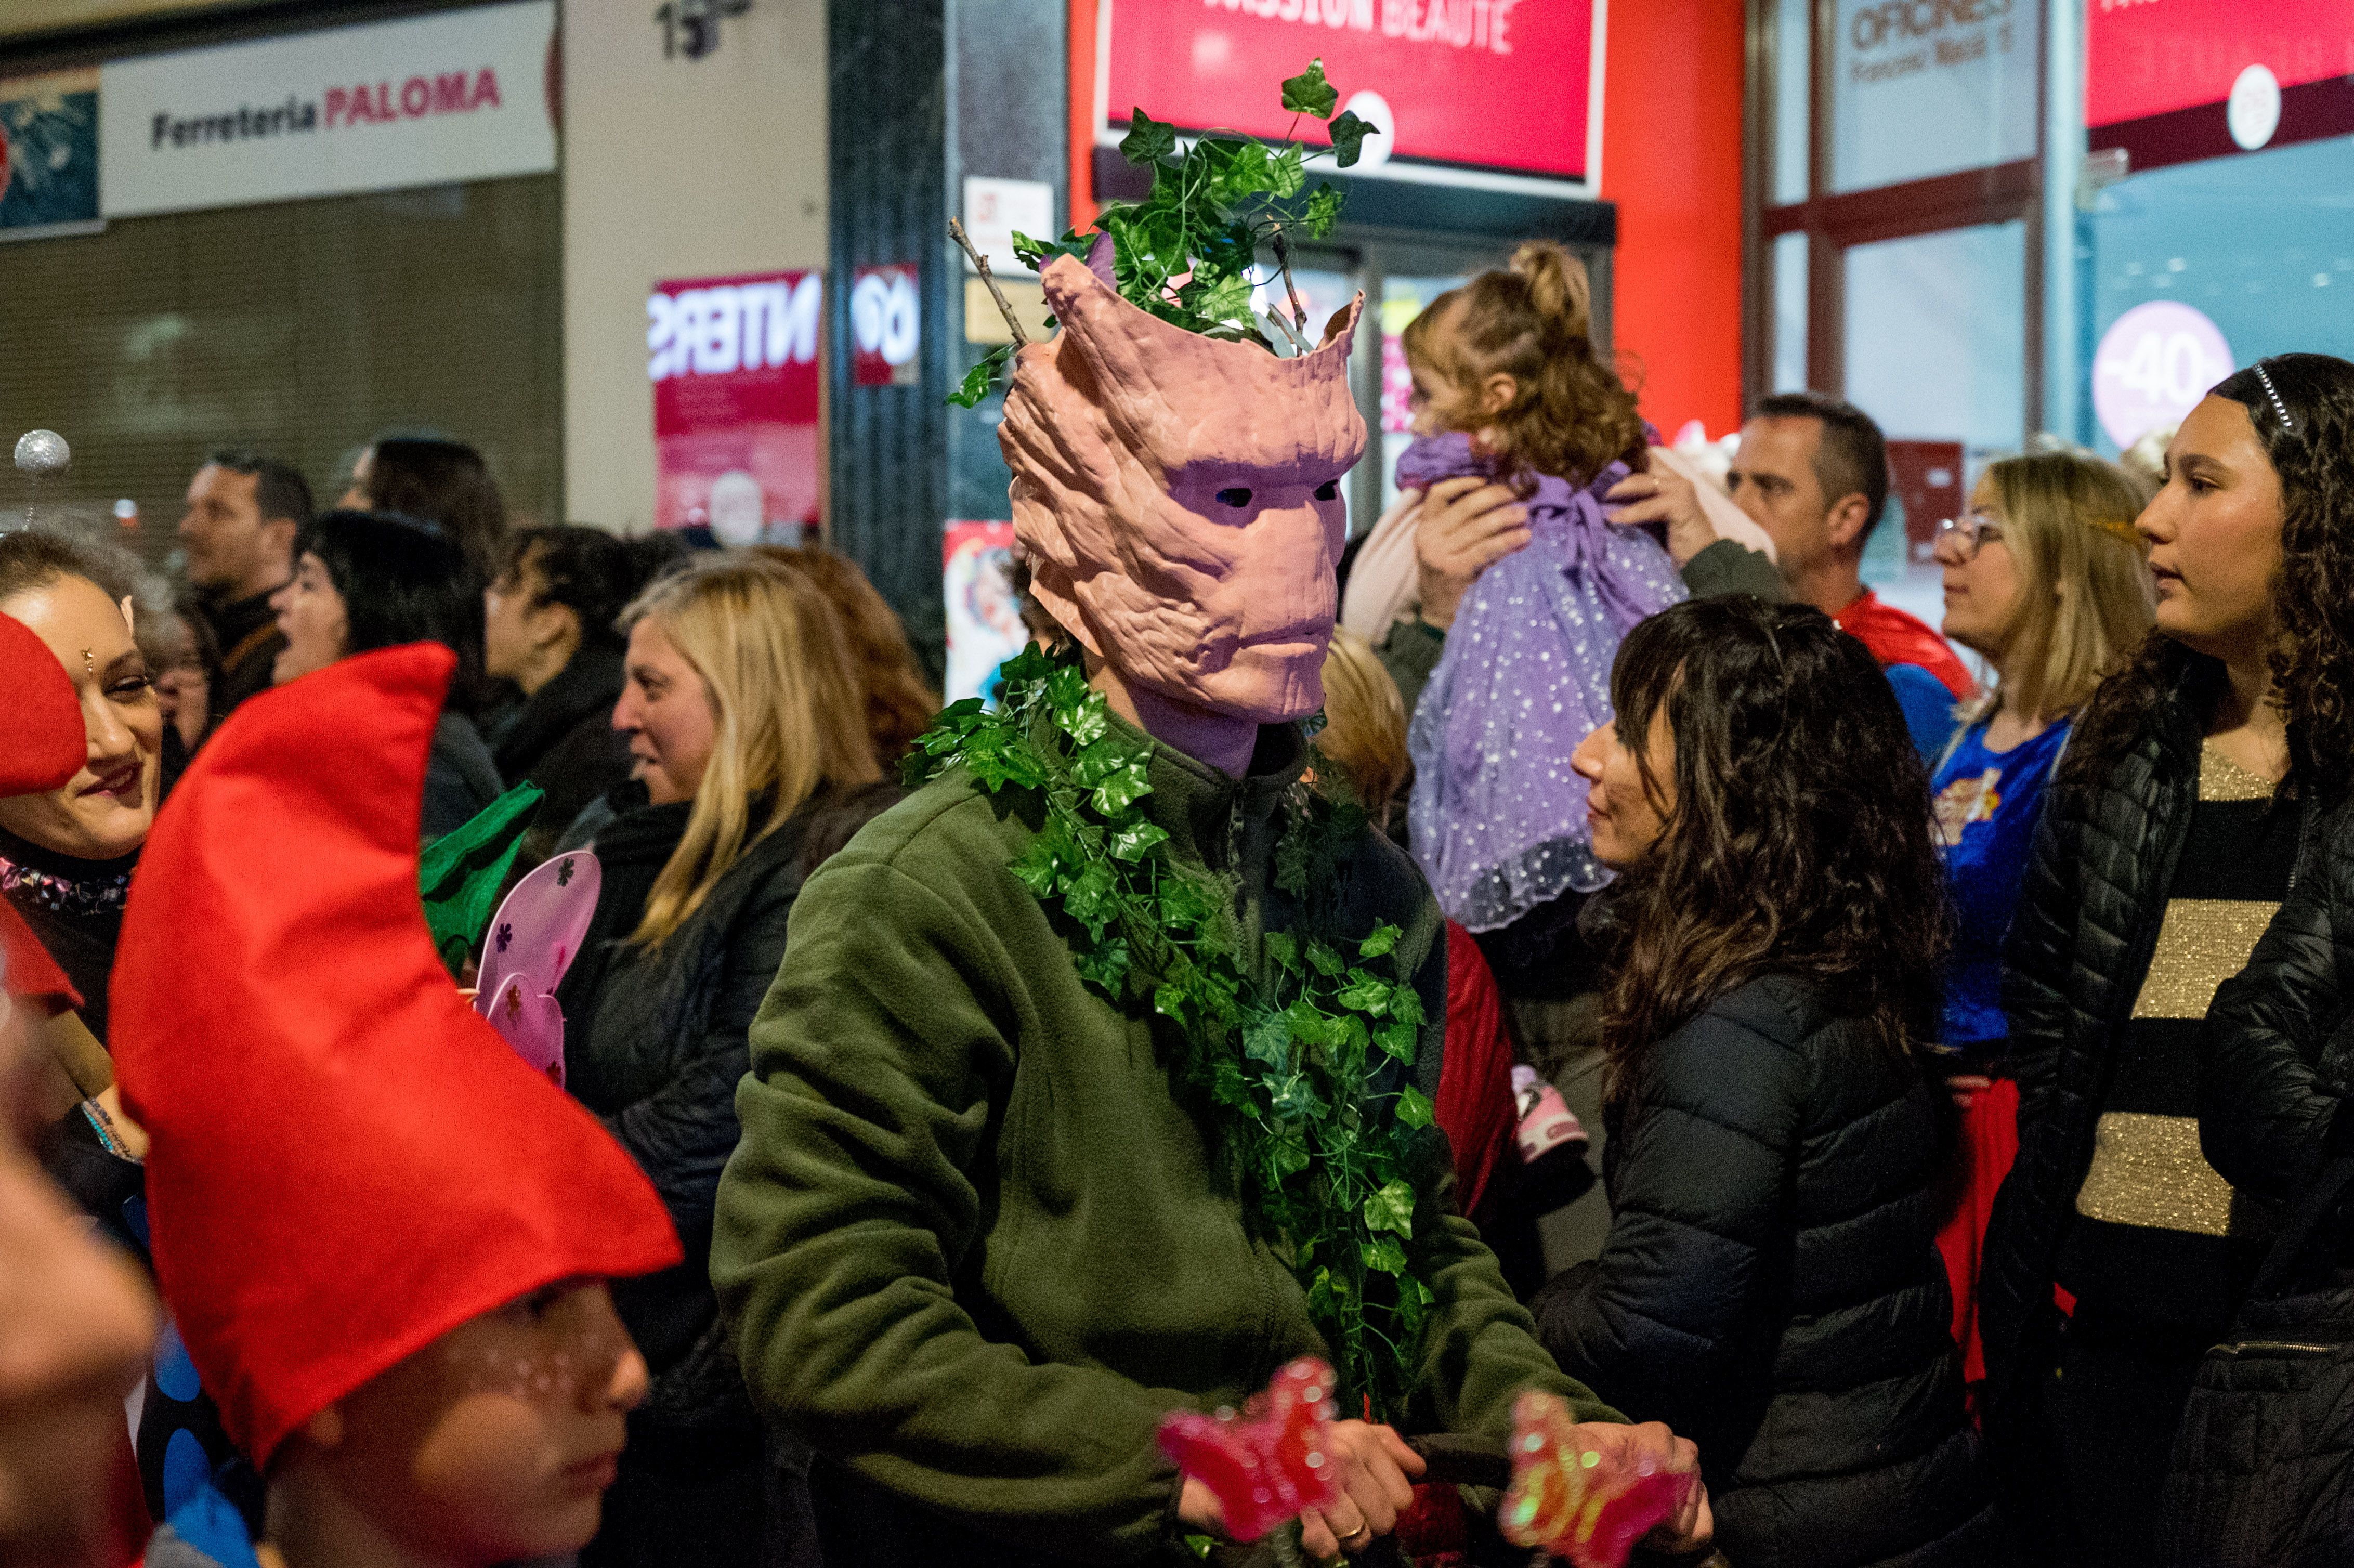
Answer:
[99,0,556,219]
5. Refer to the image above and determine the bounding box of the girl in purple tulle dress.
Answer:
[1396,246,1686,932]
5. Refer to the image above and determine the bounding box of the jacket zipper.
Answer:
[2215,1339,2338,1357]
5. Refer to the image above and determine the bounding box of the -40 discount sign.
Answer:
[2093,301,2234,452]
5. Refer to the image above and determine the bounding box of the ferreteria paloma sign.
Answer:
[146,69,506,150]
[99,0,556,218]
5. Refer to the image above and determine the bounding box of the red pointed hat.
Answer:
[1,609,85,1007]
[1,608,84,795]
[111,644,681,1468]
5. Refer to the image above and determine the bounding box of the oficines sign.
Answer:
[98,0,556,219]
[1100,0,1603,192]
[1829,0,2034,194]
[649,270,823,540]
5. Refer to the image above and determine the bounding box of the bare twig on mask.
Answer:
[1270,226,1311,333]
[948,219,1030,350]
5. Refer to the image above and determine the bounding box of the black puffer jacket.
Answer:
[566,781,899,1402]
[1534,974,2003,1567]
[492,645,635,865]
[1978,651,2309,1412]
[2202,792,2354,1208]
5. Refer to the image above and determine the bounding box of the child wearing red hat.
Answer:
[109,642,683,1568]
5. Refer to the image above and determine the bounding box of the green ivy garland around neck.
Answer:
[904,646,1435,1420]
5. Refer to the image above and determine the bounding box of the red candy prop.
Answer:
[1498,1391,1692,1568]
[1156,1357,1344,1543]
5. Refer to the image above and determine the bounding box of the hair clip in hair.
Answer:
[2251,360,2301,437]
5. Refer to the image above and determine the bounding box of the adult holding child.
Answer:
[1340,241,1780,716]
[1338,243,1785,1269]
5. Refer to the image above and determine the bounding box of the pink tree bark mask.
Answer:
[999,254,1367,724]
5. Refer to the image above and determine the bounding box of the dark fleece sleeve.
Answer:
[1532,995,1804,1435]
[710,853,1193,1561]
[1678,539,1787,603]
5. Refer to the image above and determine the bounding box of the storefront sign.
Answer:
[944,520,1026,705]
[2087,0,2354,174]
[2091,301,2234,455]
[648,269,822,539]
[0,69,100,237]
[98,0,556,219]
[1829,0,2035,194]
[1099,0,1603,192]
[851,264,921,387]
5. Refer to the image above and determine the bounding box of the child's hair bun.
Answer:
[1508,241,1593,346]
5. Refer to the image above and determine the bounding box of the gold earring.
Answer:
[82,647,93,676]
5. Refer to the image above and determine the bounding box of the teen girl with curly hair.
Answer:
[1981,353,2354,1565]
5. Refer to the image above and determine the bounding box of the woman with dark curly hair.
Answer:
[2199,356,2354,1209]
[1533,595,2004,1567]
[2166,355,2354,1568]
[1977,355,2353,1567]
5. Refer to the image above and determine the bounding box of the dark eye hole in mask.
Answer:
[1314,480,1339,501]
[1216,487,1253,508]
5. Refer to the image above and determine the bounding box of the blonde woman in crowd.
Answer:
[554,552,895,1568]
[1925,449,2155,1397]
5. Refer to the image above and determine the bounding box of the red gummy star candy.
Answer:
[1497,1391,1692,1568]
[1156,1357,1344,1543]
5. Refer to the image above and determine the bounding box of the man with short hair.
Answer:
[178,450,312,721]
[1727,391,1972,750]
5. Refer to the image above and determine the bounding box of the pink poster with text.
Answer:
[647,268,822,541]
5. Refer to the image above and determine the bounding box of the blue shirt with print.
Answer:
[1932,715,2072,1056]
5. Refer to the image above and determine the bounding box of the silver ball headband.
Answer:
[13,429,71,528]
[14,429,70,479]
[2250,361,2301,438]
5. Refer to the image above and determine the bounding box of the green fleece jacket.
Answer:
[711,714,1612,1565]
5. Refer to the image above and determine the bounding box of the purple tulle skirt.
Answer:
[1402,433,1686,932]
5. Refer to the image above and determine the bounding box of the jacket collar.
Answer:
[495,644,627,773]
[1098,709,1307,877]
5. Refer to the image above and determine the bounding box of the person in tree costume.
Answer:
[711,72,1714,1568]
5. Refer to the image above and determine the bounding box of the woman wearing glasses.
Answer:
[1923,453,2155,1409]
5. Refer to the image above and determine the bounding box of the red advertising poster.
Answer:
[2087,0,2354,173]
[1100,0,1601,188]
[647,268,822,539]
